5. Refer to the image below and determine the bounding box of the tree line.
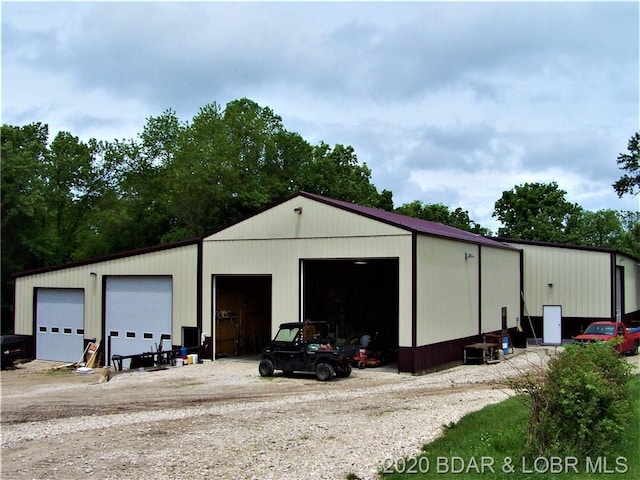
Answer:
[2,98,638,332]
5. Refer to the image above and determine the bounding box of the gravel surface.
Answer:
[3,346,631,480]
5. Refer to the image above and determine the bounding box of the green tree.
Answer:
[303,142,384,207]
[613,131,640,197]
[556,209,639,258]
[1,98,394,330]
[396,200,490,235]
[566,209,624,247]
[376,189,394,212]
[102,98,391,243]
[165,102,234,238]
[493,182,583,242]
[613,211,640,259]
[79,136,172,254]
[45,132,109,262]
[1,123,50,332]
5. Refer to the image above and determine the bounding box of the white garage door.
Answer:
[106,276,172,368]
[36,288,85,362]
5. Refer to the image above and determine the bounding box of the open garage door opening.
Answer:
[302,259,399,365]
[214,275,272,358]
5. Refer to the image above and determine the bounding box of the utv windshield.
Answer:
[274,327,301,342]
[584,324,615,335]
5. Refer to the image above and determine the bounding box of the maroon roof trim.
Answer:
[300,192,517,250]
[497,237,639,262]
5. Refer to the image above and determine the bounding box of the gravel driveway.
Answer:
[0,347,587,480]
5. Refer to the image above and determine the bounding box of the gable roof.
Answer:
[299,192,517,250]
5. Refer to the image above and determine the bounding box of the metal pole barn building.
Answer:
[502,239,640,344]
[22,192,637,374]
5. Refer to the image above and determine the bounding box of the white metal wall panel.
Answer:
[205,196,408,241]
[13,244,197,343]
[618,254,639,315]
[514,243,611,318]
[416,236,479,345]
[480,246,521,332]
[106,276,172,368]
[36,288,84,362]
[203,235,414,349]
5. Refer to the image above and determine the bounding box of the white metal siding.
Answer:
[203,235,413,349]
[516,244,611,318]
[203,196,413,349]
[480,246,521,332]
[14,244,198,343]
[628,263,639,314]
[205,196,408,241]
[416,236,479,345]
[36,288,84,362]
[617,254,640,315]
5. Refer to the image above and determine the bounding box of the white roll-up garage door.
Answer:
[36,288,85,362]
[105,276,172,368]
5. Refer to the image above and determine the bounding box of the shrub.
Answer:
[512,342,633,457]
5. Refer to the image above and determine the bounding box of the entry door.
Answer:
[36,288,85,362]
[543,305,562,345]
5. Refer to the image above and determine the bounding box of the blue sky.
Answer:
[2,1,639,232]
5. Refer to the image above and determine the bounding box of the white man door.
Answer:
[543,305,562,345]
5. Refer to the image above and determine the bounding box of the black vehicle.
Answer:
[258,322,355,381]
[1,335,26,369]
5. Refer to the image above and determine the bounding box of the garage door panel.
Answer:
[106,277,172,367]
[36,288,84,362]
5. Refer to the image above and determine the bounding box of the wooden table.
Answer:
[463,342,499,365]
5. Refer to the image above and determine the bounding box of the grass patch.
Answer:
[381,375,640,480]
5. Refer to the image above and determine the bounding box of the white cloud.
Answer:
[2,1,638,230]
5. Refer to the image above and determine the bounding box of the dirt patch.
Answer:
[2,347,633,480]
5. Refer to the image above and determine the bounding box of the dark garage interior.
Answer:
[302,258,399,357]
[214,275,272,357]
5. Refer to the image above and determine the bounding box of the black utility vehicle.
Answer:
[258,322,355,381]
[1,335,26,369]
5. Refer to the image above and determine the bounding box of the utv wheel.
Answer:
[315,362,335,381]
[632,341,639,356]
[337,362,352,378]
[258,358,274,377]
